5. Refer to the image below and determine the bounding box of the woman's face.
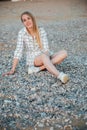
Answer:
[22,14,33,29]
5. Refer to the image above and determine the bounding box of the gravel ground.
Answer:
[0,0,87,130]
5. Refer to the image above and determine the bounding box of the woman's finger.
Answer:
[2,71,14,77]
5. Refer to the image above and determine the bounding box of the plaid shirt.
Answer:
[14,27,49,67]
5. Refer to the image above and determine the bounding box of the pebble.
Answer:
[64,125,73,130]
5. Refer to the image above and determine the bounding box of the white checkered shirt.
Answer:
[14,27,49,67]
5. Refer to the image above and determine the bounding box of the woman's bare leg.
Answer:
[34,50,69,83]
[34,50,67,77]
[35,50,67,71]
[51,50,67,64]
[34,54,59,77]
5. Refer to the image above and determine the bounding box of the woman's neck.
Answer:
[26,27,35,37]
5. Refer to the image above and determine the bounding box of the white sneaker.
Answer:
[28,66,40,74]
[58,72,69,83]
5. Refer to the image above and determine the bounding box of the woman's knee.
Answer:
[34,55,43,66]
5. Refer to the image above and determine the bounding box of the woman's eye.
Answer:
[23,19,26,22]
[28,17,31,20]
[22,17,31,22]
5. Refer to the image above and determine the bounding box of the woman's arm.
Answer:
[10,58,19,73]
[3,30,24,76]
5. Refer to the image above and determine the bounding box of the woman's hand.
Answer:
[2,58,19,77]
[2,69,15,77]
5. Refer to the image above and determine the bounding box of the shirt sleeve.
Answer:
[40,27,49,52]
[14,31,24,60]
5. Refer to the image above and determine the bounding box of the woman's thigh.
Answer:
[50,50,67,64]
[34,50,67,66]
[51,50,67,59]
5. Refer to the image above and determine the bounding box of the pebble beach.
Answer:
[0,0,87,130]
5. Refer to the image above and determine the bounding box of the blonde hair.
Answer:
[21,11,43,49]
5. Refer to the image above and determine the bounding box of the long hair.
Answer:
[21,11,43,49]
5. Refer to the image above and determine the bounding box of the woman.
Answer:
[3,11,69,83]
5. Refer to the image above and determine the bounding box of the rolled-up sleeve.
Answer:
[40,27,49,52]
[14,31,24,60]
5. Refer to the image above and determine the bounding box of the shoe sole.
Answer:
[62,75,69,83]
